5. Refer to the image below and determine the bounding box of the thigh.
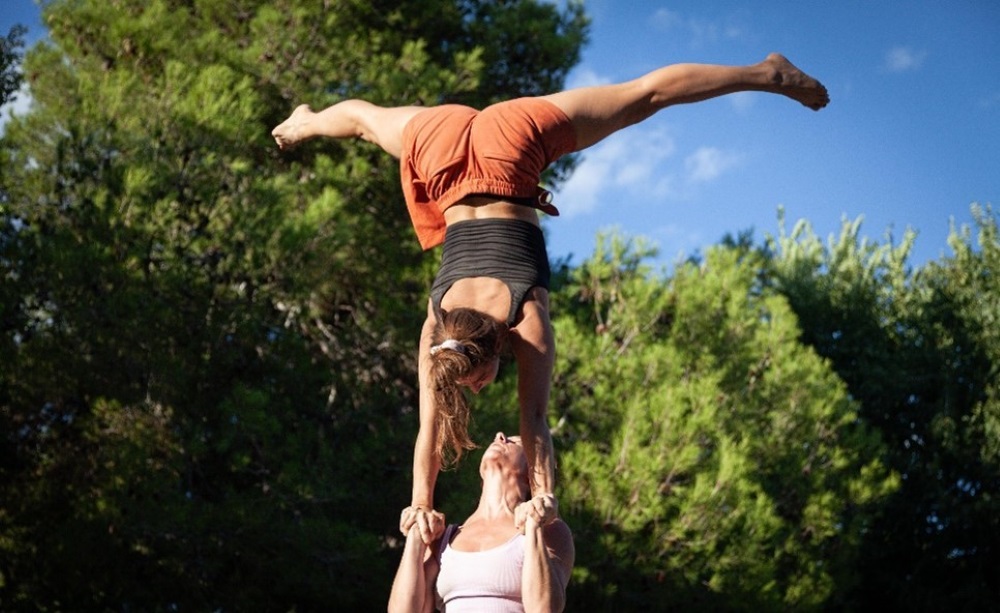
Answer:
[540,80,653,150]
[358,104,428,158]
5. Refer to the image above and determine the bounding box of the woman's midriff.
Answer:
[443,197,542,226]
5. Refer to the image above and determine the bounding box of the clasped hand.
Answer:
[400,493,556,545]
[400,505,445,545]
[514,493,558,532]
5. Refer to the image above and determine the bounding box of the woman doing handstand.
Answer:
[272,53,830,544]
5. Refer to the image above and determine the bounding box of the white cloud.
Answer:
[884,46,927,73]
[553,125,677,218]
[564,66,613,90]
[649,8,748,46]
[0,85,32,135]
[727,91,755,112]
[654,222,705,259]
[651,8,684,31]
[684,146,742,184]
[979,91,1000,109]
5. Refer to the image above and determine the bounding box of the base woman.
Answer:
[389,433,574,612]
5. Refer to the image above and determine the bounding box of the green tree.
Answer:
[547,234,897,611]
[0,0,586,609]
[0,24,26,108]
[768,205,1000,611]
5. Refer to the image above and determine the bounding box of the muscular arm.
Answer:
[413,302,441,509]
[388,526,440,613]
[522,517,575,613]
[510,289,556,499]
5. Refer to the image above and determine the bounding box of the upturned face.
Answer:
[481,432,530,498]
[485,431,523,457]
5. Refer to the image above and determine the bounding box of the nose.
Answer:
[495,432,507,444]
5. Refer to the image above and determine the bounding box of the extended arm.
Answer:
[388,526,439,613]
[522,517,575,613]
[510,289,556,500]
[401,301,445,544]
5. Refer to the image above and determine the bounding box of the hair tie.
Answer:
[430,339,465,356]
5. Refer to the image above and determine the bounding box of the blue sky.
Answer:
[547,1,999,269]
[3,1,998,269]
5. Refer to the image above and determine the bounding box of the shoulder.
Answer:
[510,287,550,327]
[542,519,574,558]
[522,286,550,312]
[543,519,573,543]
[509,288,552,351]
[540,519,575,578]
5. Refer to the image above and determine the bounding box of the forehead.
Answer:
[459,359,496,381]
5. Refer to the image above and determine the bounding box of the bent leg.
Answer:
[542,53,829,150]
[272,100,427,158]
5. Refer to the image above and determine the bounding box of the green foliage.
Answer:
[0,0,586,610]
[553,233,897,611]
[938,206,1000,464]
[2,0,996,609]
[0,24,26,108]
[768,204,1000,611]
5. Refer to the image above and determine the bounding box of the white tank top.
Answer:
[436,524,525,612]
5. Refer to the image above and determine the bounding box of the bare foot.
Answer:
[762,53,830,111]
[272,104,315,150]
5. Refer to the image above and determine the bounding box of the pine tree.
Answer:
[768,205,1000,611]
[0,1,586,609]
[549,233,897,611]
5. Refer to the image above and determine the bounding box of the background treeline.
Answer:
[1,1,996,611]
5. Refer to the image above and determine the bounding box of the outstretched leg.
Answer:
[272,100,427,159]
[543,53,829,150]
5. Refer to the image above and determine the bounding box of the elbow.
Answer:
[520,396,549,420]
[387,589,408,613]
[388,600,419,613]
[521,403,550,429]
[387,585,425,613]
